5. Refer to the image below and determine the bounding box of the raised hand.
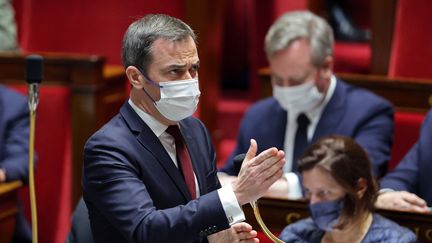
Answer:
[232,139,285,206]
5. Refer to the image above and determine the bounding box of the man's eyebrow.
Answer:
[192,60,200,67]
[163,60,200,70]
[164,64,187,70]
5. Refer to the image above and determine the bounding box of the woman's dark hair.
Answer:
[298,135,378,227]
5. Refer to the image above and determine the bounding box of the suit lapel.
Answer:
[313,79,347,141]
[120,103,192,201]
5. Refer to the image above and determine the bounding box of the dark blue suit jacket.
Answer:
[0,85,30,182]
[380,109,432,205]
[83,102,229,243]
[220,79,394,177]
[0,85,32,243]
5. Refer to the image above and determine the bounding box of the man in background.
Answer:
[0,84,31,243]
[219,11,393,199]
[377,109,432,214]
[0,0,19,51]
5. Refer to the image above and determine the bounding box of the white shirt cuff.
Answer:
[285,172,303,199]
[217,184,245,225]
[378,188,395,194]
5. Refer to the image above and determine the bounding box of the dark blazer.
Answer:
[380,109,432,205]
[0,85,30,182]
[66,198,94,243]
[83,102,230,243]
[0,85,32,243]
[220,79,394,177]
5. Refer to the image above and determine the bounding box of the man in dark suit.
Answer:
[376,109,432,213]
[0,84,32,243]
[82,14,285,243]
[219,11,393,199]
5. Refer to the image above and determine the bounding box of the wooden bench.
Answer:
[0,181,22,243]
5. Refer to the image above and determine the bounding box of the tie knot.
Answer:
[297,113,310,127]
[166,125,182,141]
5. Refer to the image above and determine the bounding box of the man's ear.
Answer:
[356,178,368,199]
[320,55,333,80]
[126,66,145,89]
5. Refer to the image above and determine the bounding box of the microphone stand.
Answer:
[28,83,38,243]
[26,55,43,243]
[250,200,284,243]
[234,154,284,242]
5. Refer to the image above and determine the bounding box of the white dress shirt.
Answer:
[128,99,245,225]
[282,76,337,199]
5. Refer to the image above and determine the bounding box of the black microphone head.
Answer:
[25,55,43,84]
[233,153,246,174]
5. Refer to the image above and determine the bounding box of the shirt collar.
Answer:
[128,99,168,137]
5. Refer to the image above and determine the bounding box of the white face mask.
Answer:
[143,76,201,121]
[272,81,324,112]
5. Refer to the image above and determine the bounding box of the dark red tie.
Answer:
[166,125,196,199]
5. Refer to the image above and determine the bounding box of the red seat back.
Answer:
[389,0,432,79]
[9,84,72,243]
[389,111,425,170]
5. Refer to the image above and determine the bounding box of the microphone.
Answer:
[233,153,246,174]
[25,55,43,112]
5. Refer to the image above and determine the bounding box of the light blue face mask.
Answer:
[308,198,344,231]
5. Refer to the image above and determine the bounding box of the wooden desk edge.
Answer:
[0,181,23,195]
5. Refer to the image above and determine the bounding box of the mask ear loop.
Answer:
[138,69,163,105]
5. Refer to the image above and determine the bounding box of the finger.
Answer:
[408,205,431,213]
[240,239,259,243]
[250,148,283,168]
[401,192,428,207]
[236,230,258,240]
[391,196,428,213]
[259,163,285,190]
[232,222,253,233]
[244,139,258,162]
[254,151,285,179]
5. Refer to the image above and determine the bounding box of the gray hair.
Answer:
[121,14,197,74]
[265,11,334,67]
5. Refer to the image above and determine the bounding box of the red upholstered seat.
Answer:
[257,231,280,243]
[9,85,72,243]
[385,0,431,170]
[216,97,251,168]
[389,0,432,79]
[389,111,425,170]
[334,42,371,74]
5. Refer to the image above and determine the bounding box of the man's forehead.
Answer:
[151,37,199,66]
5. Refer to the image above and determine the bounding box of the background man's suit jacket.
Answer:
[380,109,432,205]
[0,85,30,182]
[221,79,394,177]
[0,85,32,242]
[83,102,230,243]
